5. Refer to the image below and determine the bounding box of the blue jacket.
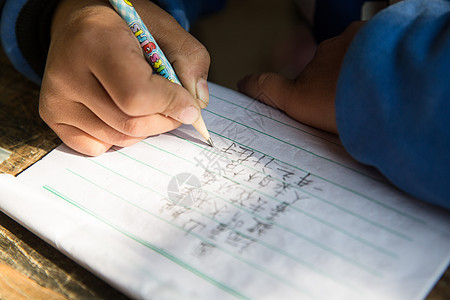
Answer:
[336,0,450,210]
[1,0,449,209]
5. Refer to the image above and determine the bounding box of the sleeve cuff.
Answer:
[1,0,60,85]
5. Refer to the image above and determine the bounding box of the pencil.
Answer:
[108,0,214,147]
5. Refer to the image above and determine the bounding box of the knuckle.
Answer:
[256,73,271,89]
[114,132,129,147]
[116,91,145,116]
[172,36,211,69]
[108,120,144,146]
[255,73,280,96]
[67,11,101,45]
[112,132,139,148]
[67,8,134,59]
[254,73,291,111]
[253,73,274,104]
[182,36,208,57]
[121,117,142,137]
[190,43,210,66]
[190,46,210,72]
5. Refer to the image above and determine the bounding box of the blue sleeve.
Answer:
[335,0,450,209]
[1,0,60,85]
[1,0,41,84]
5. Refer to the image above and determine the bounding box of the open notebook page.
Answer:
[0,82,449,299]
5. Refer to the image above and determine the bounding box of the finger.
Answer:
[134,1,211,108]
[86,97,183,138]
[82,9,200,124]
[43,100,145,147]
[50,123,112,157]
[238,71,336,132]
[238,72,295,111]
[72,75,182,137]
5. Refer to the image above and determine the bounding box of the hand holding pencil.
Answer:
[108,0,213,147]
[39,0,212,155]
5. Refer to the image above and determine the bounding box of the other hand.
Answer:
[238,21,365,134]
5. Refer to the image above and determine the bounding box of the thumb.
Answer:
[238,72,295,112]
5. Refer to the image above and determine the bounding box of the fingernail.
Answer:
[178,105,200,124]
[196,79,209,109]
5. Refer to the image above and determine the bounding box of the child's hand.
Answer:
[40,0,210,156]
[238,22,365,134]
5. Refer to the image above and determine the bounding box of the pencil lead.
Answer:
[207,138,215,148]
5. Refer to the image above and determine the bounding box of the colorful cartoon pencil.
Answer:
[109,0,214,147]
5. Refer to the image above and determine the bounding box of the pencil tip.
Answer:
[207,138,215,148]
